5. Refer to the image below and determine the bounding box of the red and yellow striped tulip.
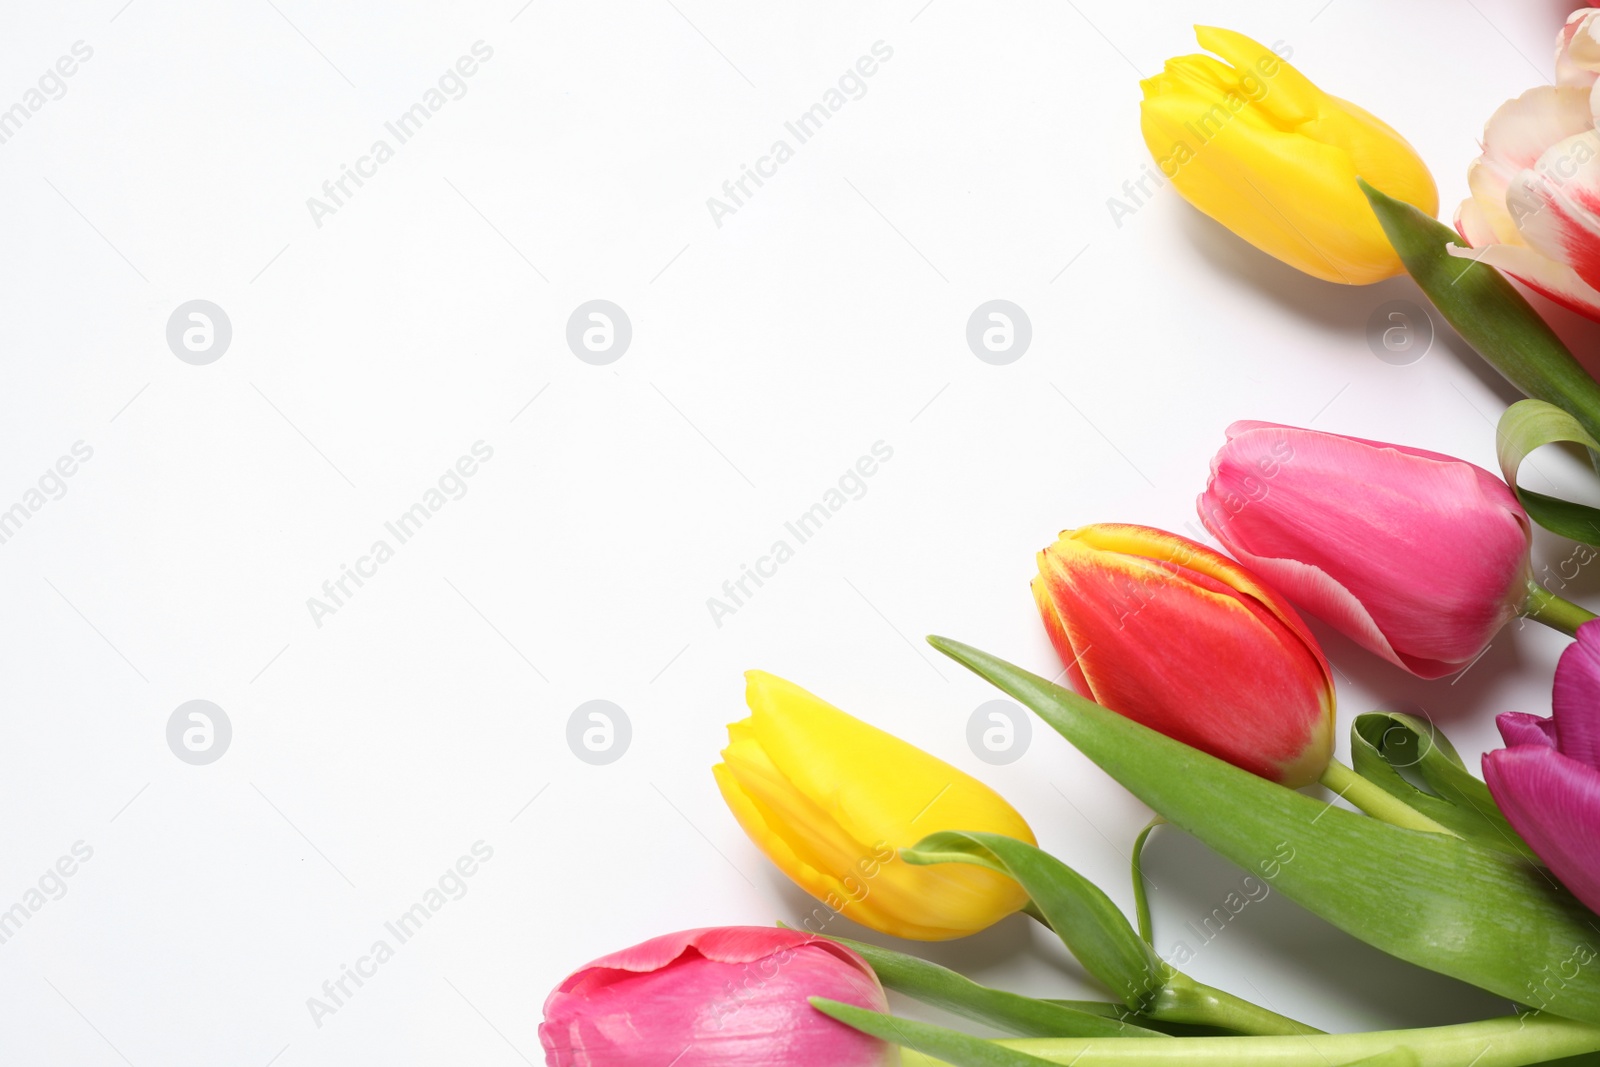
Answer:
[1032,523,1336,787]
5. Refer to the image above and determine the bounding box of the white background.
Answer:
[2,0,1598,1062]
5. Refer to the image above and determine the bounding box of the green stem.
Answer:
[1131,818,1164,945]
[1150,973,1320,1038]
[998,1013,1600,1066]
[1020,883,1316,1036]
[1319,759,1455,836]
[1524,580,1598,637]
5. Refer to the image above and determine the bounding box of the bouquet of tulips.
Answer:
[538,16,1600,1067]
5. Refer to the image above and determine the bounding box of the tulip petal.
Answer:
[1498,711,1560,750]
[540,928,894,1067]
[716,673,1035,940]
[1207,545,1429,674]
[1554,620,1600,770]
[712,759,857,920]
[1140,92,1398,284]
[1507,131,1600,294]
[1446,239,1600,322]
[557,927,873,994]
[1558,10,1600,87]
[1458,87,1594,270]
[718,741,885,885]
[1192,28,1338,133]
[1479,87,1593,178]
[1200,422,1530,678]
[718,740,953,940]
[1035,530,1333,783]
[1070,522,1333,672]
[1330,98,1437,214]
[1463,162,1524,248]
[1031,575,1091,696]
[1483,746,1600,916]
[740,672,1035,854]
[1455,194,1500,248]
[1141,26,1434,285]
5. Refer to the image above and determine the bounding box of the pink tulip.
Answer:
[538,926,896,1066]
[1199,421,1532,679]
[1483,620,1600,916]
[1455,10,1600,321]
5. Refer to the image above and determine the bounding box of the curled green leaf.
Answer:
[1350,713,1531,859]
[1497,398,1600,546]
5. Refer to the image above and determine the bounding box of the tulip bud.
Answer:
[1483,621,1600,917]
[539,926,898,1066]
[1199,421,1533,679]
[1031,523,1335,787]
[1140,27,1437,284]
[714,671,1036,941]
[1455,11,1600,322]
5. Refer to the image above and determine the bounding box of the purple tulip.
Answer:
[1484,620,1600,914]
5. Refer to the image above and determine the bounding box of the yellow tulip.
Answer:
[714,670,1036,941]
[1139,27,1437,284]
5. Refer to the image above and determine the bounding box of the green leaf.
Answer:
[904,831,1318,1036]
[1361,181,1600,447]
[1038,1002,1236,1038]
[1350,713,1533,859]
[806,931,1165,1038]
[928,635,1600,1026]
[810,999,1061,1067]
[902,830,1164,1012]
[1497,399,1600,546]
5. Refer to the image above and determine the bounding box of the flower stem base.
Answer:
[1318,759,1454,836]
[1523,581,1597,637]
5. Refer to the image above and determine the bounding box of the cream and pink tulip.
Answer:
[1455,9,1600,320]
